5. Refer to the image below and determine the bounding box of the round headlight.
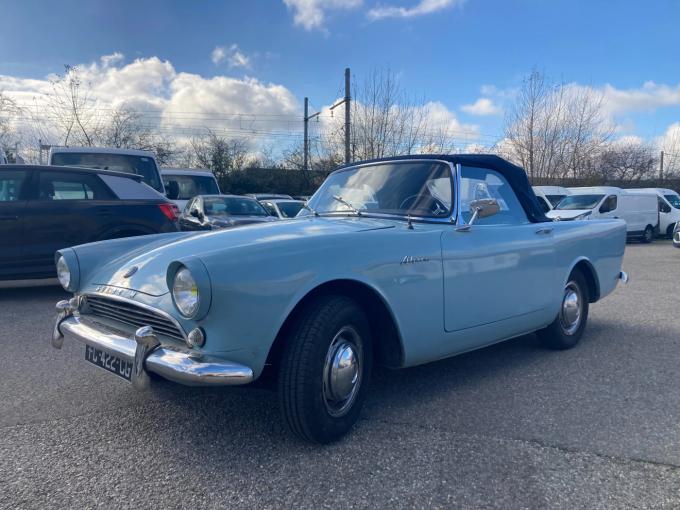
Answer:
[172,267,199,317]
[56,256,71,290]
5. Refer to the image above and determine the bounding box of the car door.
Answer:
[441,165,556,333]
[0,168,31,278]
[22,170,117,274]
[598,195,618,220]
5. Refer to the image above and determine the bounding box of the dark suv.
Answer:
[0,165,179,280]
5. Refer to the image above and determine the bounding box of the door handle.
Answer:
[535,227,553,235]
[0,215,18,221]
[96,209,114,216]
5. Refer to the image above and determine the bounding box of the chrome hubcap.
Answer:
[323,326,362,417]
[560,282,582,335]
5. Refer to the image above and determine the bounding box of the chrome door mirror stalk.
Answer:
[456,198,500,232]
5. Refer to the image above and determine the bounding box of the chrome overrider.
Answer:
[52,298,254,390]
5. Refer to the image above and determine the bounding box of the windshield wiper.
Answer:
[302,203,319,217]
[332,195,362,216]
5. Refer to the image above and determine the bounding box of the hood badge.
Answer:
[400,255,429,265]
[123,266,139,278]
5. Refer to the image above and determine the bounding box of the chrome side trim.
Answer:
[82,291,187,340]
[55,314,254,387]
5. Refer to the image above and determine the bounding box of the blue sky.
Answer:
[1,0,679,148]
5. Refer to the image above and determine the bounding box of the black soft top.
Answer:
[337,154,549,223]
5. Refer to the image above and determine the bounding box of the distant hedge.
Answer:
[216,168,330,197]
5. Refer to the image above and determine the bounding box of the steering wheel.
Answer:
[399,194,447,215]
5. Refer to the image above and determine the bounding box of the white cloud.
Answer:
[0,53,299,149]
[461,97,501,116]
[211,46,226,65]
[211,44,251,68]
[367,0,464,20]
[283,0,362,30]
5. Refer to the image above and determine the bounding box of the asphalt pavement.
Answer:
[1,242,679,509]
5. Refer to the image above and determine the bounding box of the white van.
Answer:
[626,188,680,238]
[48,146,165,195]
[546,186,659,242]
[161,168,221,210]
[532,186,572,212]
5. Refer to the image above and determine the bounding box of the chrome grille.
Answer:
[84,295,185,342]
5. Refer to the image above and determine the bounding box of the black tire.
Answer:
[641,225,654,244]
[537,269,590,350]
[666,224,675,239]
[278,295,372,444]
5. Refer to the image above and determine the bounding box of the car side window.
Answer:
[537,196,551,214]
[0,170,28,201]
[38,172,112,201]
[262,202,277,216]
[658,197,671,213]
[459,166,528,225]
[600,195,617,213]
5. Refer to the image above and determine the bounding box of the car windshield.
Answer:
[163,174,219,199]
[555,194,605,210]
[546,194,566,207]
[204,197,268,216]
[275,201,304,218]
[51,152,163,192]
[664,194,680,209]
[306,161,452,218]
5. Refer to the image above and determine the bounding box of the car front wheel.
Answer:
[278,295,372,444]
[538,269,589,350]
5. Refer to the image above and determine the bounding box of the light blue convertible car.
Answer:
[52,155,628,443]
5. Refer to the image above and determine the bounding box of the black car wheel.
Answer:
[278,295,372,444]
[642,225,654,244]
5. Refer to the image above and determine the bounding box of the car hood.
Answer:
[546,209,591,220]
[89,216,396,296]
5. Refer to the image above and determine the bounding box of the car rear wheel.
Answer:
[278,295,372,444]
[537,269,589,350]
[642,225,654,243]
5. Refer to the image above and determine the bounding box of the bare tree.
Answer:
[189,132,250,181]
[321,68,457,162]
[0,92,20,159]
[504,70,611,181]
[46,65,96,146]
[595,141,658,182]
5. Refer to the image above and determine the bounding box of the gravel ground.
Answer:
[1,241,679,509]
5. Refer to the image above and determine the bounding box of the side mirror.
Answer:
[456,198,500,232]
[190,209,203,221]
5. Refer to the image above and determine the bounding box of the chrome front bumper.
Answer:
[52,300,254,390]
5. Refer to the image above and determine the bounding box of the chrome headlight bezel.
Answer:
[167,259,212,320]
[172,267,200,318]
[56,256,70,289]
[55,250,80,292]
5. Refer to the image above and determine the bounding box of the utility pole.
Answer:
[344,67,351,164]
[330,67,351,164]
[303,97,321,174]
[660,150,664,181]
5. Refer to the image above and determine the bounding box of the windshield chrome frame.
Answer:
[309,158,458,225]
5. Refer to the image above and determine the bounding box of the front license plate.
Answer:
[85,345,133,381]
